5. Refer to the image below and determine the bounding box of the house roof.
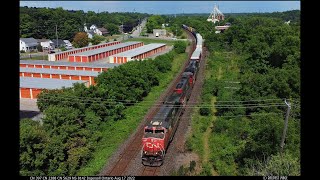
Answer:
[63,40,71,44]
[97,27,108,33]
[51,39,66,46]
[20,38,38,46]
[87,31,95,36]
[20,77,87,89]
[36,39,51,43]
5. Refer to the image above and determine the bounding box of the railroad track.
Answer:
[141,166,161,176]
[159,44,208,176]
[101,29,196,176]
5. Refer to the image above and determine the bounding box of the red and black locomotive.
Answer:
[141,25,203,166]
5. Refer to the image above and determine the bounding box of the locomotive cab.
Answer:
[142,121,166,166]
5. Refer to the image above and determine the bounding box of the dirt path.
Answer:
[202,97,219,176]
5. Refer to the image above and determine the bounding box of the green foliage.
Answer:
[20,119,49,176]
[60,46,67,51]
[173,40,187,54]
[146,15,165,33]
[199,107,211,116]
[36,44,43,52]
[244,152,300,176]
[72,32,89,48]
[186,11,300,175]
[90,34,105,45]
[20,6,148,40]
[104,23,119,36]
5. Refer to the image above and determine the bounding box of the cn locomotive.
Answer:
[141,25,203,166]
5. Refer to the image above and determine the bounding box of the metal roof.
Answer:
[71,41,142,56]
[52,41,120,55]
[196,33,203,46]
[191,48,202,59]
[20,67,100,76]
[20,77,87,89]
[20,60,119,68]
[114,43,166,58]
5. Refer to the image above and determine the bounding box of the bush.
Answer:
[20,50,25,53]
[200,107,211,116]
[174,41,187,54]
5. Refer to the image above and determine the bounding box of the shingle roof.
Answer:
[97,27,108,33]
[20,77,87,89]
[20,60,120,68]
[113,43,166,58]
[36,39,51,43]
[20,67,100,76]
[52,39,66,46]
[72,41,142,56]
[20,38,38,46]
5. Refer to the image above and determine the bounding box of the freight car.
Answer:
[141,24,203,166]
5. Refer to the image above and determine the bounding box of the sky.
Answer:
[20,1,300,14]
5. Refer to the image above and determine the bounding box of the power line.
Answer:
[36,98,291,109]
[37,94,298,104]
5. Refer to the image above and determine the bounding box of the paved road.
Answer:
[131,18,147,38]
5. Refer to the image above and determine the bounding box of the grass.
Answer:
[77,52,188,175]
[20,55,48,60]
[186,49,242,175]
[124,38,175,46]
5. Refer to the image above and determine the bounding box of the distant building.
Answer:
[51,39,66,48]
[84,24,108,38]
[37,39,54,50]
[63,40,73,49]
[90,24,98,30]
[20,38,38,52]
[87,31,95,39]
[153,29,167,37]
[96,27,109,36]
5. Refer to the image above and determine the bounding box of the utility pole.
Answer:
[122,21,124,41]
[56,24,59,51]
[280,99,291,153]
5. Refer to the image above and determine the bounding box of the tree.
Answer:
[91,34,105,45]
[72,32,89,48]
[104,23,119,36]
[20,119,49,176]
[245,152,300,176]
[173,41,187,54]
[37,44,43,52]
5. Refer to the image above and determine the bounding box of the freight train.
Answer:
[141,24,203,166]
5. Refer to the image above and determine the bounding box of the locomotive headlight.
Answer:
[144,151,147,154]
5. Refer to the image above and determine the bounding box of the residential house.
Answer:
[51,39,66,48]
[37,39,54,50]
[95,27,109,36]
[84,24,107,39]
[63,40,73,49]
[87,31,95,39]
[20,38,38,52]
[153,29,167,37]
[90,24,98,30]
